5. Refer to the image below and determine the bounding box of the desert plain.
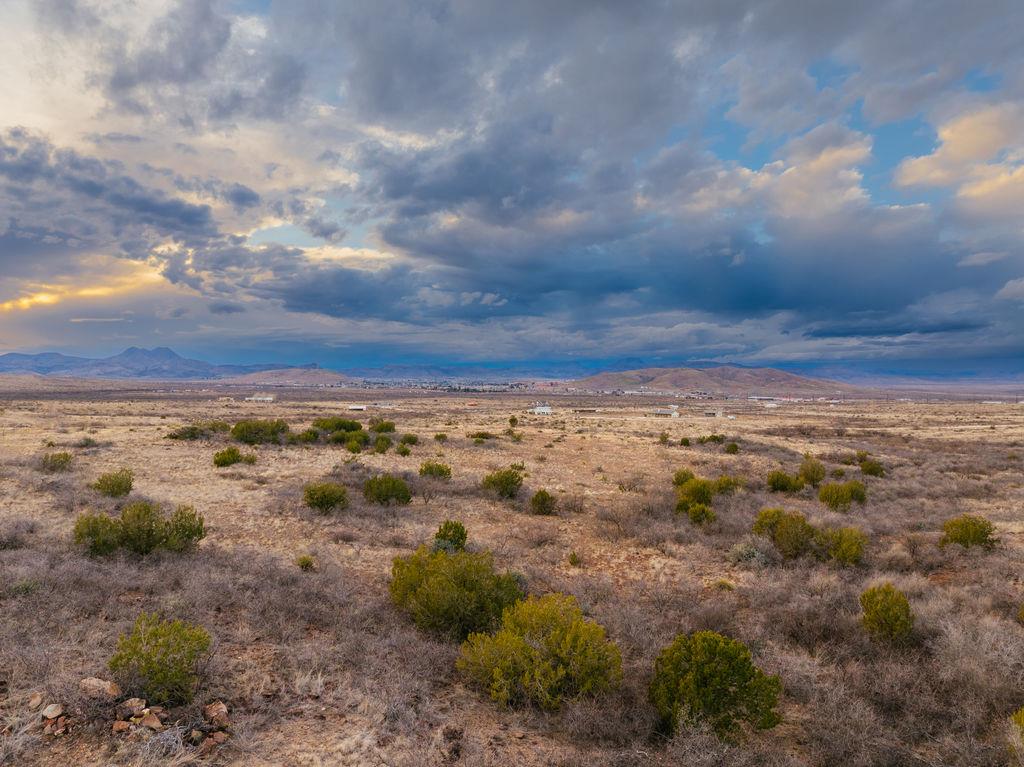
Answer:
[1,384,1023,766]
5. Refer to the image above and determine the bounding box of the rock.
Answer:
[148,705,169,721]
[198,737,218,756]
[79,677,121,698]
[202,700,229,728]
[27,692,43,710]
[41,703,63,720]
[118,698,146,718]
[112,720,131,734]
[210,731,229,744]
[140,713,162,731]
[189,728,204,745]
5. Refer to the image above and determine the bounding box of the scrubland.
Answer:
[1,388,1023,766]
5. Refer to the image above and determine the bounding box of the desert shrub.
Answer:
[91,468,134,497]
[341,430,370,447]
[231,418,289,445]
[73,513,122,556]
[659,432,670,445]
[687,503,716,525]
[296,554,316,571]
[434,520,467,552]
[724,442,739,454]
[419,461,452,480]
[108,613,211,705]
[213,446,248,467]
[859,458,885,477]
[76,501,205,556]
[304,482,349,513]
[364,474,412,505]
[675,477,714,515]
[752,508,816,559]
[649,631,781,738]
[434,432,448,442]
[530,489,557,515]
[41,451,73,472]
[482,468,523,499]
[369,418,396,433]
[568,551,582,567]
[752,507,787,537]
[818,480,867,511]
[372,434,393,453]
[344,437,364,454]
[714,474,743,495]
[312,417,362,433]
[289,428,320,445]
[396,444,411,456]
[469,431,497,440]
[680,437,691,446]
[767,470,804,493]
[822,526,868,565]
[166,420,230,440]
[831,468,846,478]
[399,433,419,445]
[672,468,696,487]
[860,583,914,643]
[76,436,100,448]
[939,513,997,550]
[697,434,726,444]
[458,593,622,710]
[798,455,826,487]
[390,546,524,640]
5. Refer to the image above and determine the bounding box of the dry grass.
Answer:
[1,390,1023,765]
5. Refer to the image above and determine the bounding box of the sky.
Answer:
[1,0,1023,373]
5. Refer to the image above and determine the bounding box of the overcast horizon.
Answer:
[2,1,1023,375]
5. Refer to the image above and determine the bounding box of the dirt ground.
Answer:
[2,386,1023,766]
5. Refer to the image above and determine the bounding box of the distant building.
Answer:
[529,405,553,415]
[347,404,367,411]
[763,402,780,409]
[244,394,275,402]
[703,410,722,417]
[652,408,679,418]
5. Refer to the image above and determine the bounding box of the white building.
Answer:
[347,404,367,411]
[244,394,275,402]
[529,405,553,415]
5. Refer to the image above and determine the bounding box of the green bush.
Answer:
[672,468,696,487]
[724,442,739,454]
[41,451,73,472]
[675,477,714,515]
[75,501,206,556]
[752,507,786,537]
[687,503,716,525]
[714,474,744,495]
[231,419,289,445]
[697,434,725,444]
[419,461,452,480]
[482,468,523,499]
[798,455,826,487]
[289,428,321,445]
[823,526,868,565]
[468,431,497,440]
[364,474,412,505]
[296,554,316,571]
[390,546,524,640]
[649,631,781,738]
[108,613,211,705]
[818,480,867,511]
[91,468,134,497]
[213,446,256,467]
[939,513,997,550]
[434,520,467,552]
[434,432,448,442]
[859,459,885,477]
[659,432,670,445]
[344,437,364,454]
[166,421,230,440]
[752,508,816,559]
[458,593,622,710]
[369,418,396,433]
[529,489,557,515]
[680,437,691,446]
[312,417,362,433]
[396,444,411,456]
[767,470,804,493]
[304,482,349,513]
[860,583,914,643]
[372,434,393,454]
[399,433,419,445]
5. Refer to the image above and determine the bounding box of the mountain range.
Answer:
[570,365,860,397]
[0,347,312,380]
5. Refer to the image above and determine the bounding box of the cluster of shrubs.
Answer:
[109,613,210,705]
[752,507,867,565]
[419,461,452,480]
[213,446,256,467]
[231,419,289,445]
[166,420,230,440]
[91,468,134,497]
[74,502,205,556]
[766,454,827,494]
[696,434,726,445]
[304,481,349,513]
[364,474,412,505]
[482,467,524,499]
[672,469,743,525]
[818,480,867,511]
[41,451,73,472]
